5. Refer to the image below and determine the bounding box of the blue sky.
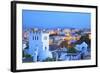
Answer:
[22,10,91,29]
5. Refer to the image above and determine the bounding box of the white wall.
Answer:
[0,0,99,73]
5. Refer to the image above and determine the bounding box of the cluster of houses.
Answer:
[23,30,90,62]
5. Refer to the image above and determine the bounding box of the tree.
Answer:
[67,43,77,53]
[75,34,91,48]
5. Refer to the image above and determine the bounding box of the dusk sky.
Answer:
[22,10,91,29]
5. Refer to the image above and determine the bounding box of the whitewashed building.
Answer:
[75,42,89,59]
[28,31,52,62]
[75,42,88,53]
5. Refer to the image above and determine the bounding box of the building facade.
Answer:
[28,31,52,62]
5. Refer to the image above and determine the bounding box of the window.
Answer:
[44,36,47,40]
[82,47,85,50]
[35,36,36,40]
[33,36,34,40]
[37,36,38,40]
[33,36,38,40]
[45,47,47,50]
[33,36,36,40]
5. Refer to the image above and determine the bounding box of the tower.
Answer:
[28,31,52,62]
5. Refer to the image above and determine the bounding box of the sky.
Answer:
[22,10,91,29]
